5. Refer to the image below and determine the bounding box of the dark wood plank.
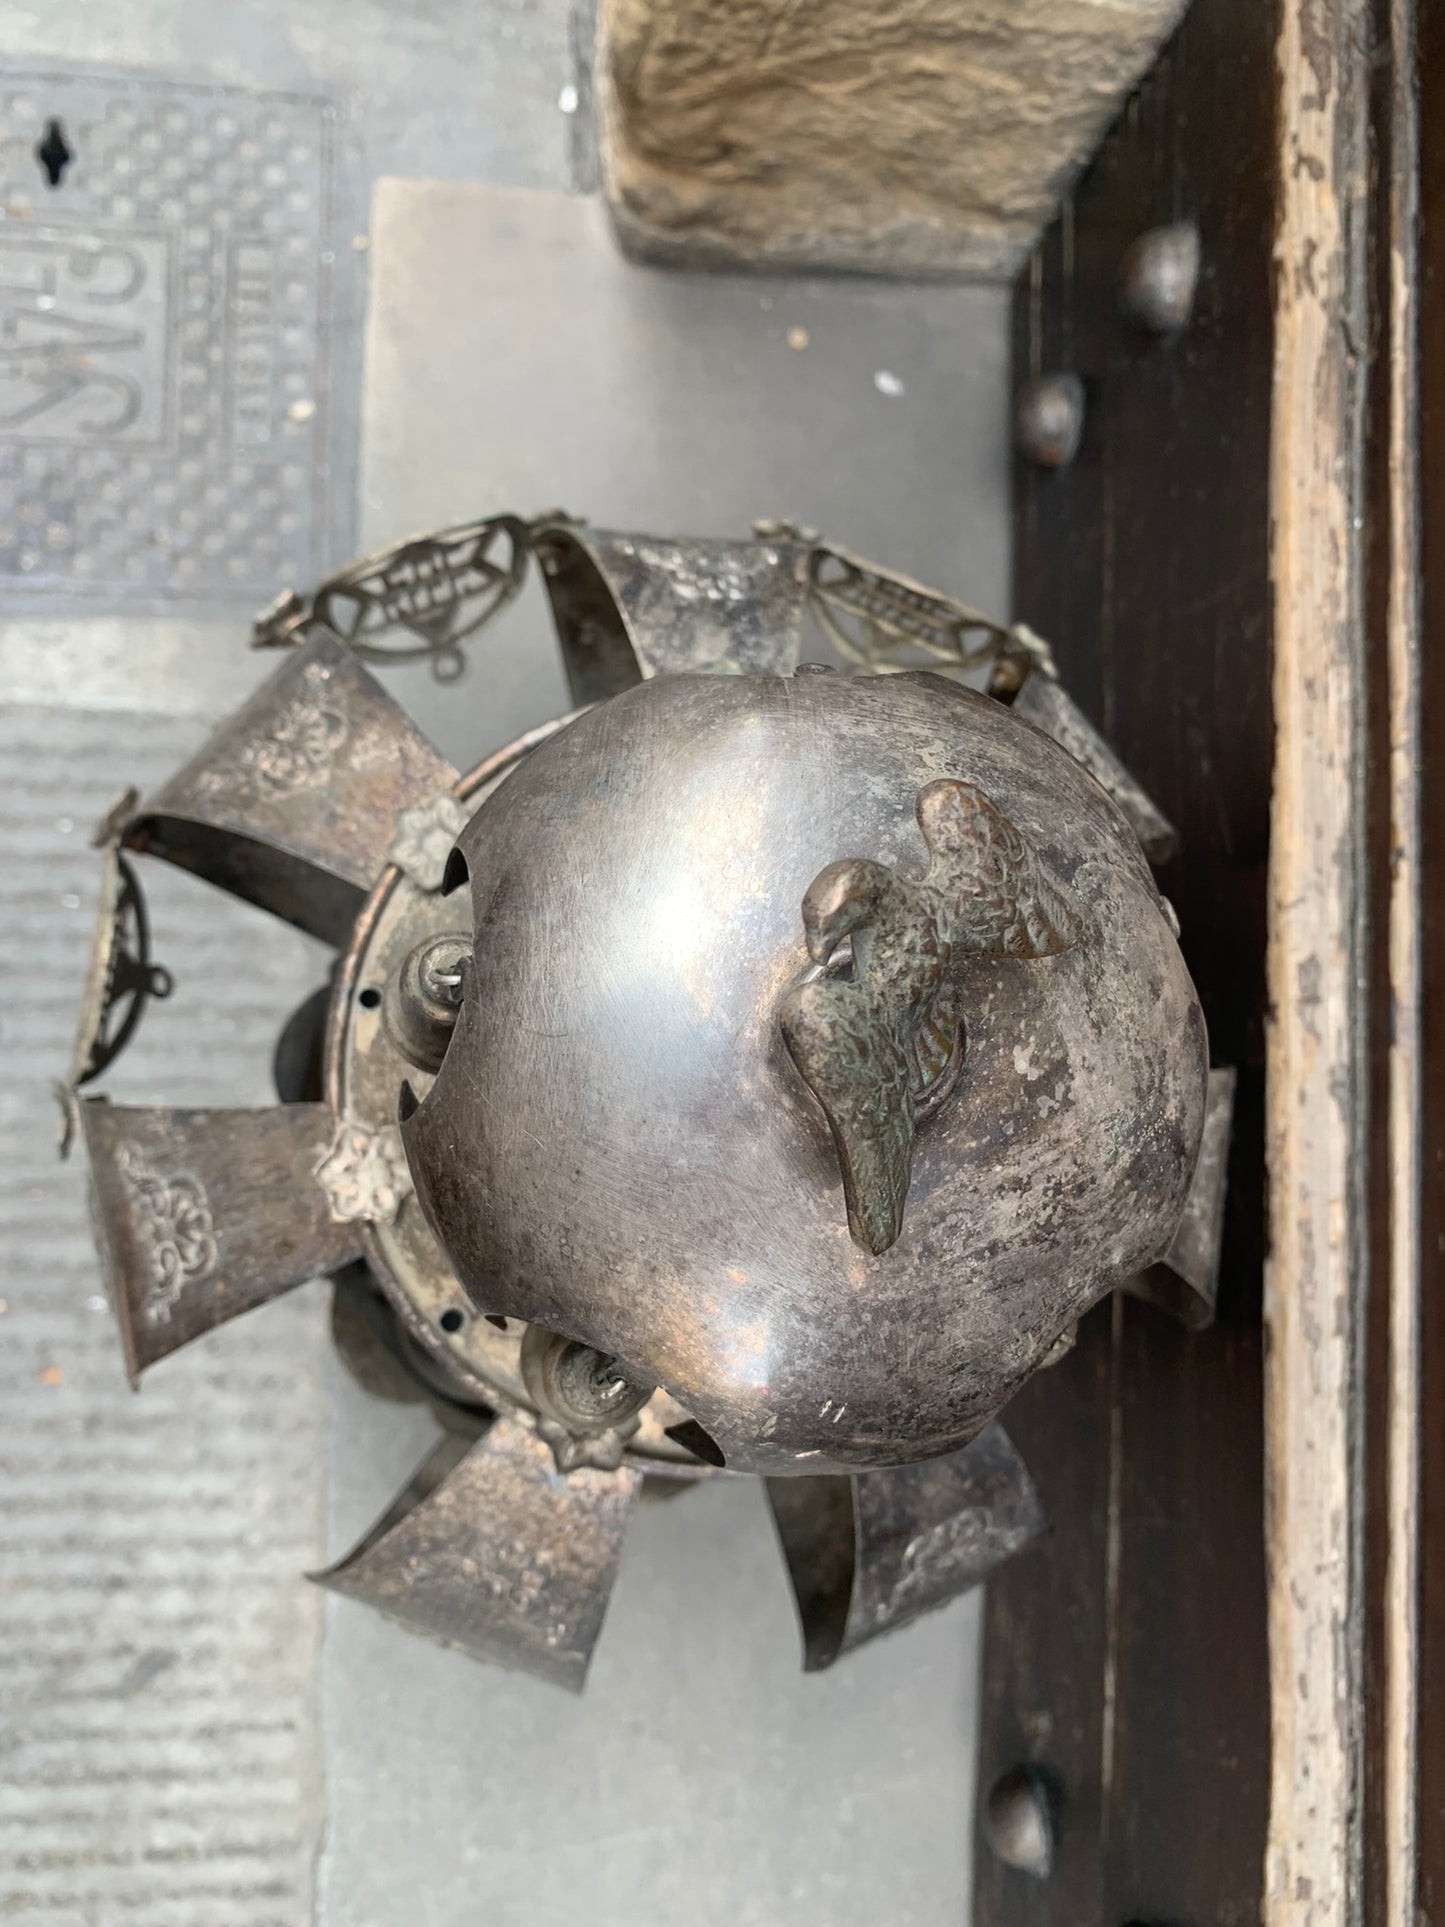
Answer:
[972,1299,1115,1922]
[977,0,1276,1916]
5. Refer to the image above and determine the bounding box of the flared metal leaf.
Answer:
[121,634,460,943]
[535,523,812,704]
[80,1099,364,1381]
[1012,668,1179,864]
[315,1417,642,1691]
[1129,1065,1237,1329]
[767,1423,1044,1671]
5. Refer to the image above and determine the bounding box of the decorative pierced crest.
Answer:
[805,540,1056,693]
[67,813,174,1095]
[250,511,1058,694]
[252,515,533,682]
[315,1121,413,1225]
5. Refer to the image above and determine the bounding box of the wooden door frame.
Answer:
[1267,0,1426,1916]
[979,0,1433,1917]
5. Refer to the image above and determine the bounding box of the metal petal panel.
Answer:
[1012,667,1179,864]
[1130,1064,1237,1329]
[123,634,460,943]
[315,1417,642,1691]
[537,525,812,702]
[81,1099,363,1380]
[769,1424,1044,1670]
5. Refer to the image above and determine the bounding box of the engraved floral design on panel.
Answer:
[114,1141,219,1328]
[241,693,347,796]
[388,792,470,893]
[192,663,348,804]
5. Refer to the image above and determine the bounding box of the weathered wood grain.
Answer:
[1410,1,1443,1915]
[1380,1,1422,1917]
[1264,0,1374,1915]
[985,0,1432,1916]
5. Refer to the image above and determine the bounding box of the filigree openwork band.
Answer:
[250,512,1056,692]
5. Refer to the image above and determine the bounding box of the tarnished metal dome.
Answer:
[403,665,1207,1476]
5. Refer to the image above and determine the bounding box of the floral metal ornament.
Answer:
[387,791,472,893]
[237,691,347,796]
[315,1121,413,1226]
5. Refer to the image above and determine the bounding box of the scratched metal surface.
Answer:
[0,701,331,1927]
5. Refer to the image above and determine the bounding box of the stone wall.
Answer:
[597,0,1189,279]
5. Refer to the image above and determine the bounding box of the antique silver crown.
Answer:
[64,515,1233,1687]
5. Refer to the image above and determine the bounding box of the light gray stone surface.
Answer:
[0,0,578,700]
[598,0,1187,278]
[358,180,1011,767]
[0,704,331,1927]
